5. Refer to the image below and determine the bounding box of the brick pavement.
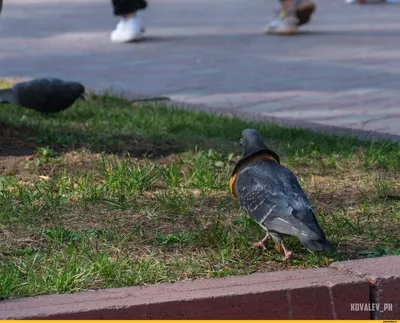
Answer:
[1,0,400,137]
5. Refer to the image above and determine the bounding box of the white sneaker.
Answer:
[135,10,146,33]
[110,14,143,43]
[267,11,282,29]
[265,12,299,34]
[113,10,144,31]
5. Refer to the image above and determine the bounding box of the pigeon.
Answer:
[230,128,336,260]
[0,78,85,114]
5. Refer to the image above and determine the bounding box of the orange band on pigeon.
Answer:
[229,153,278,199]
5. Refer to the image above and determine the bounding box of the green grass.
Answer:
[1,90,400,301]
[0,80,12,89]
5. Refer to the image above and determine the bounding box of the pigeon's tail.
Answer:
[0,89,16,104]
[299,237,336,253]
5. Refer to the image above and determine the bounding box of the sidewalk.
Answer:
[1,0,400,137]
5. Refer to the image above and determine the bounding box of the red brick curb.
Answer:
[1,256,399,320]
[331,255,400,320]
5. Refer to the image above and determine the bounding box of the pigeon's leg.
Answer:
[281,242,293,261]
[270,232,293,261]
[251,233,270,250]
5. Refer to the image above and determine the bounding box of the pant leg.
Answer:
[112,0,147,16]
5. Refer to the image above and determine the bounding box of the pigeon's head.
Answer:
[239,128,280,163]
[240,129,267,150]
[67,82,85,97]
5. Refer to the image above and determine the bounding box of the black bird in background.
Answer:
[0,78,85,114]
[230,128,336,260]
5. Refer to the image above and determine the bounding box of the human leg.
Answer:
[110,0,147,43]
[265,0,299,34]
[266,0,316,34]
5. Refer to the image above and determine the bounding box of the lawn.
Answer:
[1,83,400,300]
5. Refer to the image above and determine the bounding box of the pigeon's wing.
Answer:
[38,78,85,112]
[235,161,326,241]
[48,79,82,106]
[13,79,53,110]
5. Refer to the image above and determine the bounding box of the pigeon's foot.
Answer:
[252,241,267,250]
[251,233,270,250]
[282,243,293,261]
[283,250,293,261]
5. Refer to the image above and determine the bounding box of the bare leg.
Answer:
[123,11,136,18]
[251,233,270,250]
[281,0,296,12]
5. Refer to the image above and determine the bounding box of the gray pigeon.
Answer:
[229,128,336,260]
[0,78,85,114]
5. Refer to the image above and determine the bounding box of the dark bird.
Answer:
[0,78,85,114]
[230,128,336,260]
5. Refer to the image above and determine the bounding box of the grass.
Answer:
[1,87,400,301]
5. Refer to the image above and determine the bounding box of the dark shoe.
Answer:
[296,0,316,26]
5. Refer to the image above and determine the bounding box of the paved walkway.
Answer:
[1,0,400,137]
